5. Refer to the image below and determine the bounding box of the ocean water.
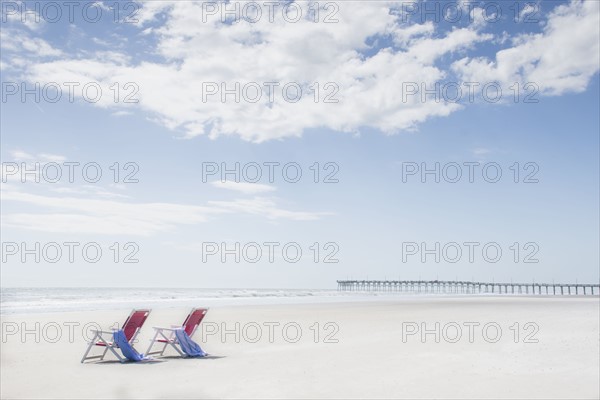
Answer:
[0,287,392,314]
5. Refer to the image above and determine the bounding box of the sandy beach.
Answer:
[1,296,598,399]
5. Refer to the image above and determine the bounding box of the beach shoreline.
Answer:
[2,296,599,399]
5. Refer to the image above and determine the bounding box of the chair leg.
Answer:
[170,338,186,357]
[100,346,109,361]
[107,345,124,362]
[82,331,130,363]
[81,337,97,363]
[145,329,187,358]
[147,329,178,357]
[146,329,161,356]
[81,332,103,363]
[160,341,169,356]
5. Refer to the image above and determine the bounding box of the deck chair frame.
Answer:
[145,307,208,357]
[81,309,150,363]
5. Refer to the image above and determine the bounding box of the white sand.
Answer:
[1,296,598,399]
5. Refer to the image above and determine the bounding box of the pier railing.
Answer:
[336,280,600,295]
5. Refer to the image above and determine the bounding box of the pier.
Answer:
[336,280,600,296]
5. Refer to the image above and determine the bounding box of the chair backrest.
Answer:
[122,309,151,341]
[183,308,208,336]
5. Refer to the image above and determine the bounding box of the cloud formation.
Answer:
[211,181,277,194]
[2,1,598,142]
[452,0,600,96]
[1,183,330,235]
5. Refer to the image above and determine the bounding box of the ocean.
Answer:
[0,287,390,314]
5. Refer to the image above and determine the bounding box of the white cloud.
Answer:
[405,27,491,64]
[207,197,333,221]
[111,110,134,117]
[516,2,542,23]
[468,7,490,29]
[1,153,55,185]
[1,2,45,31]
[0,28,62,58]
[2,151,67,180]
[38,153,67,163]
[8,151,65,163]
[452,0,600,96]
[472,148,490,156]
[1,184,329,235]
[1,186,218,235]
[9,150,34,161]
[210,181,276,194]
[4,1,599,141]
[13,1,492,142]
[1,213,165,236]
[48,185,131,199]
[392,21,434,47]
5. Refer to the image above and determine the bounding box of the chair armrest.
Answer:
[92,330,119,335]
[152,326,182,331]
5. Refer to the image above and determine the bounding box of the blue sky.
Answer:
[1,0,599,288]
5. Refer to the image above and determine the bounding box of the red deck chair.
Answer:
[81,309,151,363]
[145,308,208,357]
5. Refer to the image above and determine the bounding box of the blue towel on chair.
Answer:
[174,329,207,357]
[112,330,149,362]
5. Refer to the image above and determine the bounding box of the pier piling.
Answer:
[336,280,599,296]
